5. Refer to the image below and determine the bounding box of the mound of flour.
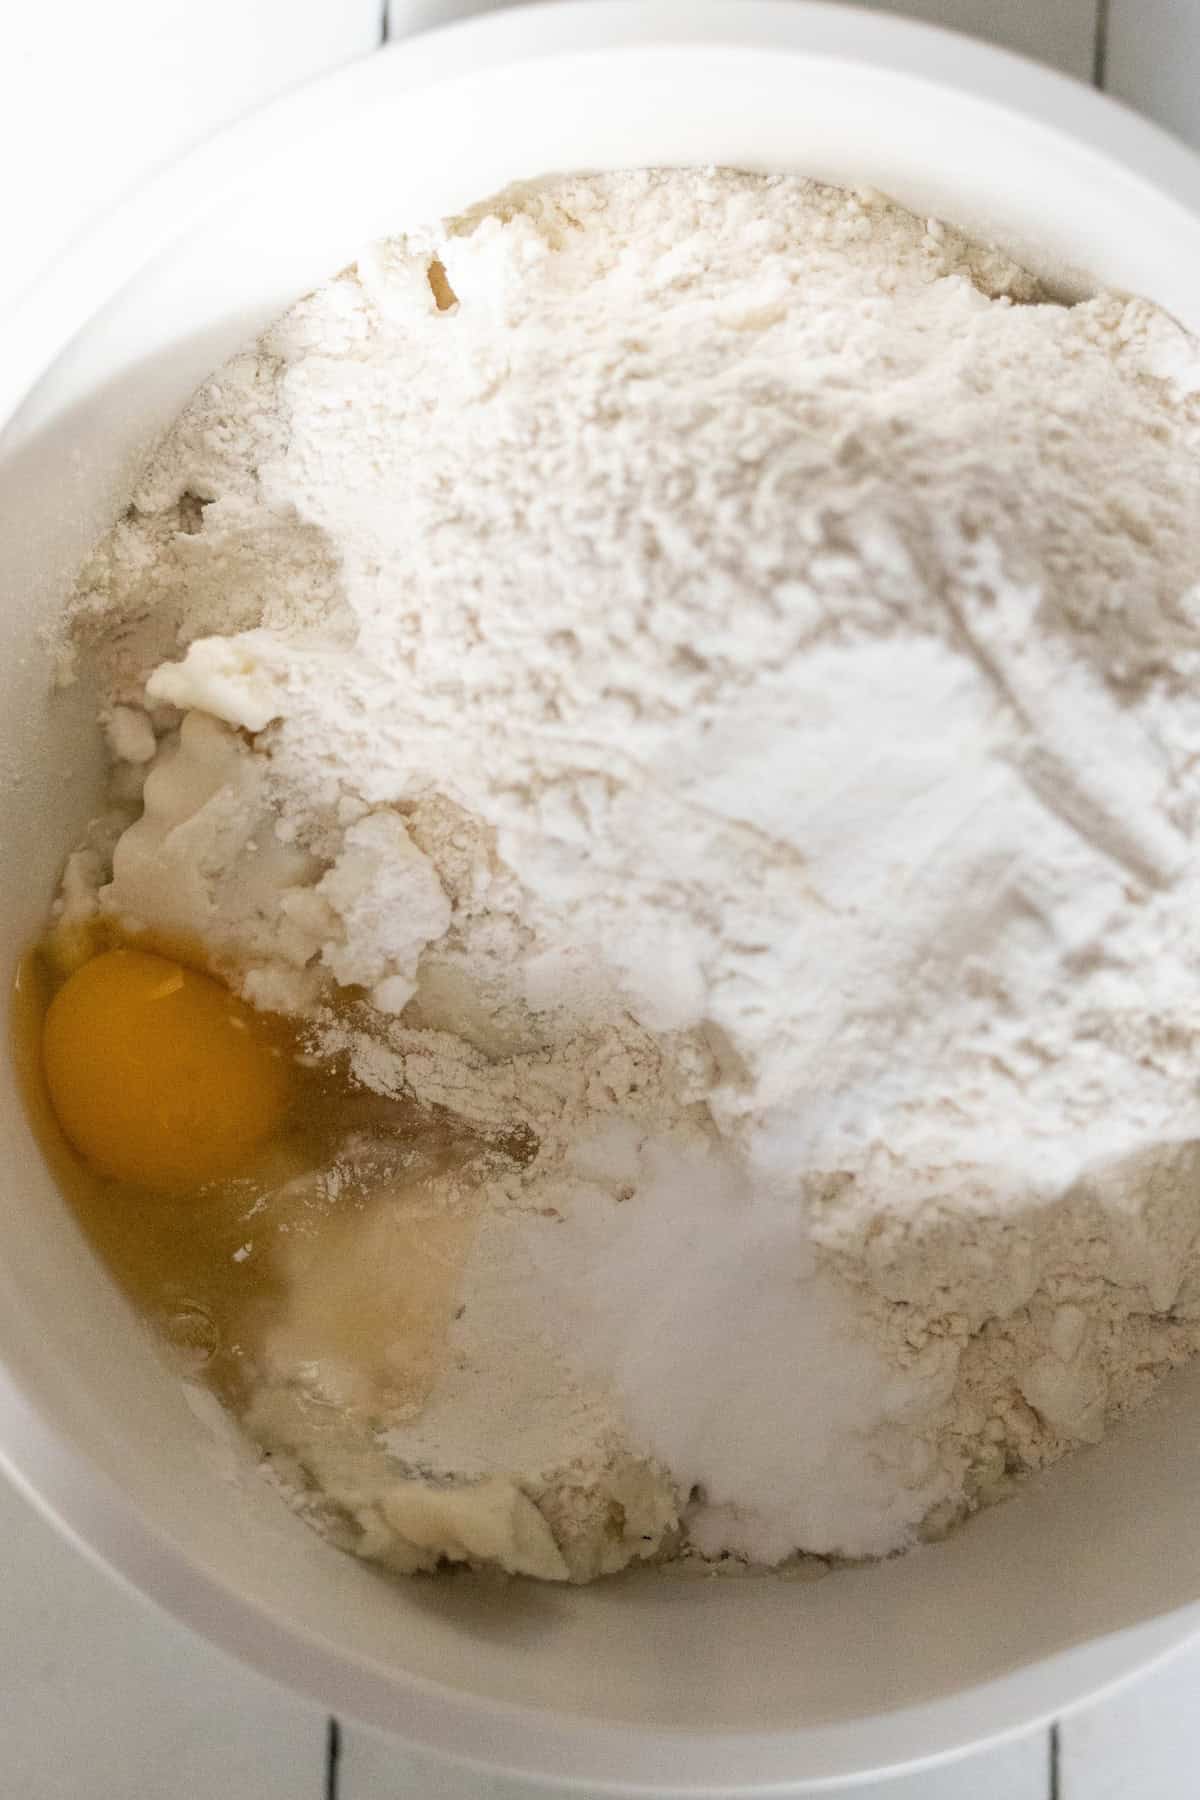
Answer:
[59,169,1200,1577]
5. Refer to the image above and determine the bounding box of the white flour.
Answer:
[59,169,1200,1578]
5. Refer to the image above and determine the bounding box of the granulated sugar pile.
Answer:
[56,169,1200,1581]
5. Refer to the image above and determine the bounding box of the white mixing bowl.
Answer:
[4,3,1200,1790]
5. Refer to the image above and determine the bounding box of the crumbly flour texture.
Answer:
[59,169,1200,1580]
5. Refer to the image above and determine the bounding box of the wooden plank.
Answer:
[0,1472,325,1800]
[1105,0,1200,148]
[836,0,1100,80]
[389,0,512,34]
[388,0,1100,79]
[1060,1638,1200,1800]
[0,0,381,314]
[341,1721,1050,1798]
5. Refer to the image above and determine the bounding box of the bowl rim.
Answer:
[7,0,1200,422]
[4,3,1200,1790]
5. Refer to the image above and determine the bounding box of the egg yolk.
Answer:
[42,948,290,1189]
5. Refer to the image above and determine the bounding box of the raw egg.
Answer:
[42,947,290,1189]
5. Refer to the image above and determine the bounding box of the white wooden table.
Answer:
[2,2,1199,1792]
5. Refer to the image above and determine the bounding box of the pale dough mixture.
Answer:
[54,170,1200,1581]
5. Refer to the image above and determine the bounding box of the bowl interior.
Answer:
[3,5,1200,1789]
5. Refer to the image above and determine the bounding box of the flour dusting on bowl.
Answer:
[29,167,1200,1587]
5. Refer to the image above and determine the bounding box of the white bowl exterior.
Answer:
[3,4,1200,1790]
